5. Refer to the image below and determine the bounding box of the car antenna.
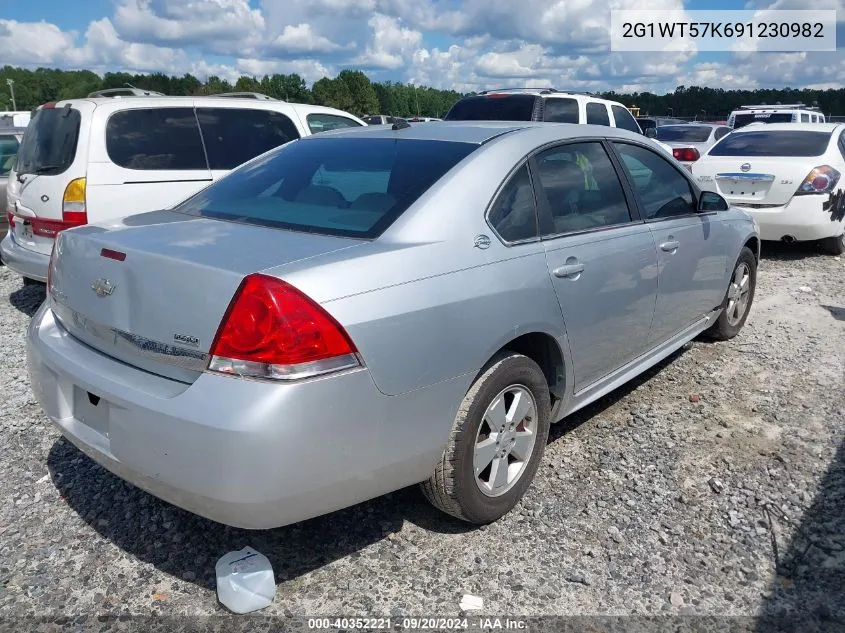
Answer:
[392,118,411,130]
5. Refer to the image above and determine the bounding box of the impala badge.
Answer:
[91,278,116,297]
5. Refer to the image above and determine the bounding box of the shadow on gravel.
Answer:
[821,305,845,322]
[47,437,474,593]
[9,282,46,317]
[759,240,831,261]
[757,438,845,632]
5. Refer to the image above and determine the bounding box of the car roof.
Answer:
[300,120,645,144]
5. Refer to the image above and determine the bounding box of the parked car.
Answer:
[2,97,365,283]
[444,88,675,155]
[656,123,733,170]
[727,103,825,129]
[28,122,759,529]
[363,115,407,125]
[0,127,25,242]
[0,111,32,128]
[691,123,845,255]
[637,116,687,135]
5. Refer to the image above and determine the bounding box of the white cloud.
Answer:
[268,23,348,54]
[0,20,78,65]
[353,14,422,69]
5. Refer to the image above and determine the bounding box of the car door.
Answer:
[532,140,659,392]
[610,141,729,345]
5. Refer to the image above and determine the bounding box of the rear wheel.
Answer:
[421,352,551,524]
[707,246,756,341]
[820,233,845,256]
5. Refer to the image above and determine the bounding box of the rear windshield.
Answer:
[174,137,478,239]
[656,126,712,143]
[0,135,20,177]
[15,108,81,176]
[709,130,831,157]
[733,113,794,129]
[445,95,536,121]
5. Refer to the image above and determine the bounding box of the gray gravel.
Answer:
[0,243,843,622]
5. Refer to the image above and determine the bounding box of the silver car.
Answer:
[27,122,759,529]
[656,123,733,171]
[0,127,25,240]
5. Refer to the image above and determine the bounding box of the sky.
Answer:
[0,0,843,93]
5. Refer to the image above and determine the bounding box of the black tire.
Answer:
[819,233,845,256]
[707,246,757,341]
[421,352,551,524]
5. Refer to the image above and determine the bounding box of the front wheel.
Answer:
[706,246,757,341]
[820,233,845,256]
[421,352,551,524]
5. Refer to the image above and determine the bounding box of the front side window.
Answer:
[611,105,642,133]
[174,137,478,239]
[106,108,206,170]
[586,103,610,126]
[614,143,695,220]
[307,113,363,134]
[534,142,632,235]
[196,108,300,170]
[0,135,20,177]
[543,98,579,124]
[487,164,537,242]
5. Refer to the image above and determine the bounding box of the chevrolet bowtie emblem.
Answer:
[91,278,116,297]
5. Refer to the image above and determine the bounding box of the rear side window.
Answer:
[714,127,730,140]
[586,103,610,126]
[445,95,536,121]
[543,98,579,123]
[487,164,537,242]
[174,138,478,239]
[107,108,206,170]
[307,113,362,134]
[0,135,20,177]
[709,131,831,157]
[196,108,300,170]
[611,106,641,133]
[15,108,81,176]
[801,113,810,122]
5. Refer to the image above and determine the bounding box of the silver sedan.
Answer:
[27,122,759,529]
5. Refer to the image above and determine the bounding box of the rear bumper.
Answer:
[1,232,49,281]
[27,303,461,529]
[732,195,845,242]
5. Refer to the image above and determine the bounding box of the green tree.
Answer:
[337,70,379,115]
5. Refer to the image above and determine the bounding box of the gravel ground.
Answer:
[0,243,843,625]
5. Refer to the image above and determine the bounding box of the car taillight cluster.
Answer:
[672,147,701,162]
[796,165,841,195]
[208,274,361,381]
[20,177,88,239]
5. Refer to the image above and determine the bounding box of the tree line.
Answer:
[3,65,845,119]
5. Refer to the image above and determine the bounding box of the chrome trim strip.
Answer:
[50,300,210,372]
[715,173,775,182]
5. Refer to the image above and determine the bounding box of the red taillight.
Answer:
[30,213,87,239]
[6,211,14,228]
[796,165,841,195]
[672,147,700,162]
[208,274,360,380]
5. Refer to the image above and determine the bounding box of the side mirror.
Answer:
[644,128,657,138]
[699,191,729,212]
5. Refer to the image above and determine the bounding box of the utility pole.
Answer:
[6,79,16,111]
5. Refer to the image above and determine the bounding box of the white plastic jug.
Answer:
[215,547,276,614]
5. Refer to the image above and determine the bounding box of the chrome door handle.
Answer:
[660,240,680,252]
[553,263,585,278]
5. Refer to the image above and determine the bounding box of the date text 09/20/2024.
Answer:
[307,617,528,630]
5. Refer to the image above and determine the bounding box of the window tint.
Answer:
[611,105,641,133]
[614,143,695,220]
[488,164,537,242]
[107,108,206,170]
[709,130,831,157]
[733,112,795,128]
[364,116,384,125]
[637,118,656,131]
[196,108,300,170]
[656,126,711,143]
[534,142,632,235]
[307,113,362,134]
[714,127,730,140]
[174,138,477,239]
[543,98,579,123]
[586,103,610,126]
[15,108,81,176]
[444,95,536,121]
[0,135,20,177]
[801,113,810,122]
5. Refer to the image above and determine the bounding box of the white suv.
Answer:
[728,104,826,129]
[2,97,364,282]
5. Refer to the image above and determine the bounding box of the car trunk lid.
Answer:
[48,210,363,383]
[697,157,819,207]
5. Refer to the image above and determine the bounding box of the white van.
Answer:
[2,97,365,282]
[727,104,826,129]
